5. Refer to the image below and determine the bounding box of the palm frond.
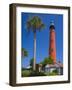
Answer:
[26,16,45,32]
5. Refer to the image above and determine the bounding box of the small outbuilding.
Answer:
[44,62,63,75]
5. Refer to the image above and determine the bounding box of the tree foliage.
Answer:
[22,48,28,57]
[30,58,34,67]
[40,56,53,66]
[27,16,45,32]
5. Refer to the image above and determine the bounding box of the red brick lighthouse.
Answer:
[49,21,56,64]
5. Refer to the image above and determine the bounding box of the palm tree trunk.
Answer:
[33,32,36,71]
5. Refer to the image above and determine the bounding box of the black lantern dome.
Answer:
[49,21,55,29]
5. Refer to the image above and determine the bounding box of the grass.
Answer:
[22,69,46,77]
[45,69,58,76]
[22,70,31,77]
[29,71,46,76]
[22,70,58,77]
[21,69,58,77]
[45,72,58,76]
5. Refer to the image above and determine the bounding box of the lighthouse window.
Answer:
[51,48,54,52]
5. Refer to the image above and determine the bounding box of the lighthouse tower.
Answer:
[49,21,56,64]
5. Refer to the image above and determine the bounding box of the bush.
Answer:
[52,69,58,74]
[22,70,31,77]
[48,72,58,76]
[47,70,58,76]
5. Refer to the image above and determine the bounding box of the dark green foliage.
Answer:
[30,58,34,67]
[52,69,58,73]
[48,56,54,64]
[47,72,58,76]
[22,48,28,57]
[27,16,45,32]
[40,56,53,66]
[22,70,31,77]
[47,69,58,76]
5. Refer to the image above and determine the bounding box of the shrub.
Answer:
[22,70,31,77]
[52,69,58,73]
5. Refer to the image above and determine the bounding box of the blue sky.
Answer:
[21,12,63,68]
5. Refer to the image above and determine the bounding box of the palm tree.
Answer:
[22,48,28,58]
[26,16,45,71]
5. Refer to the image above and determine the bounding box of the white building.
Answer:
[44,62,63,75]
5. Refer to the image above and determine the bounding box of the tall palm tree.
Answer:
[26,16,45,71]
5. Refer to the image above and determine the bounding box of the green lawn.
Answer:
[22,70,46,77]
[21,69,58,77]
[22,70,32,77]
[45,72,58,76]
